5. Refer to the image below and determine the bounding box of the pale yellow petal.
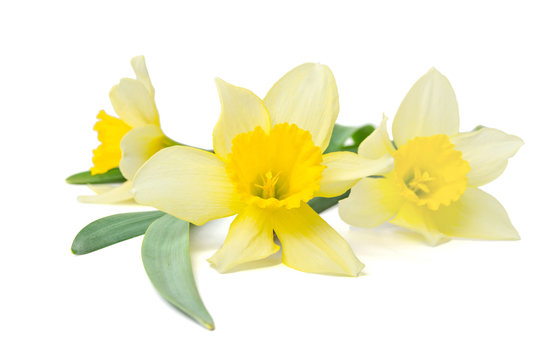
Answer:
[208,206,280,273]
[429,188,520,240]
[119,124,167,180]
[390,188,520,244]
[130,55,155,97]
[450,127,523,187]
[87,184,116,195]
[133,146,241,225]
[358,114,396,159]
[390,202,451,246]
[110,78,159,127]
[392,68,460,147]
[264,63,339,151]
[212,78,270,160]
[78,181,135,204]
[273,203,364,276]
[339,175,403,228]
[316,151,394,197]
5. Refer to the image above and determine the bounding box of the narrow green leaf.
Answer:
[142,214,214,330]
[308,190,350,214]
[350,125,375,145]
[336,144,358,153]
[72,211,164,255]
[325,124,360,153]
[324,123,375,154]
[66,167,126,184]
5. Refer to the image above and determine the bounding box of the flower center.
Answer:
[91,110,132,175]
[254,171,282,199]
[393,134,470,210]
[226,123,325,209]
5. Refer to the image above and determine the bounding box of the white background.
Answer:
[1,1,543,359]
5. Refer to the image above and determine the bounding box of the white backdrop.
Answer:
[1,1,542,359]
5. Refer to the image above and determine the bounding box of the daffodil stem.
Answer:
[308,190,350,214]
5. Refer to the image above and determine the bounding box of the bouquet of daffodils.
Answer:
[67,56,522,330]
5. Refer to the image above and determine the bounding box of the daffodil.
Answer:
[80,56,174,203]
[339,68,523,245]
[133,64,390,276]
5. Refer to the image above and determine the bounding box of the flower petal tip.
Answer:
[505,227,521,241]
[417,231,452,247]
[206,257,227,273]
[207,255,247,274]
[214,77,226,86]
[130,55,145,64]
[427,236,452,247]
[427,66,442,75]
[214,77,235,91]
[339,261,365,277]
[351,262,365,277]
[202,321,215,331]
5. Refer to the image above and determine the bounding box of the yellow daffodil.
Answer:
[80,56,173,203]
[132,64,389,276]
[339,68,523,245]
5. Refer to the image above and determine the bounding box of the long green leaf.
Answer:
[72,211,164,255]
[324,123,375,154]
[308,190,350,214]
[142,214,214,330]
[66,167,126,184]
[350,125,375,146]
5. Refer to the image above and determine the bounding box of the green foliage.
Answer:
[324,123,375,154]
[142,215,214,330]
[71,211,164,254]
[66,168,126,185]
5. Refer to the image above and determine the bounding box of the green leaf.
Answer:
[350,125,375,145]
[72,211,164,255]
[66,167,126,185]
[308,190,350,214]
[324,124,359,153]
[142,214,214,330]
[324,123,375,154]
